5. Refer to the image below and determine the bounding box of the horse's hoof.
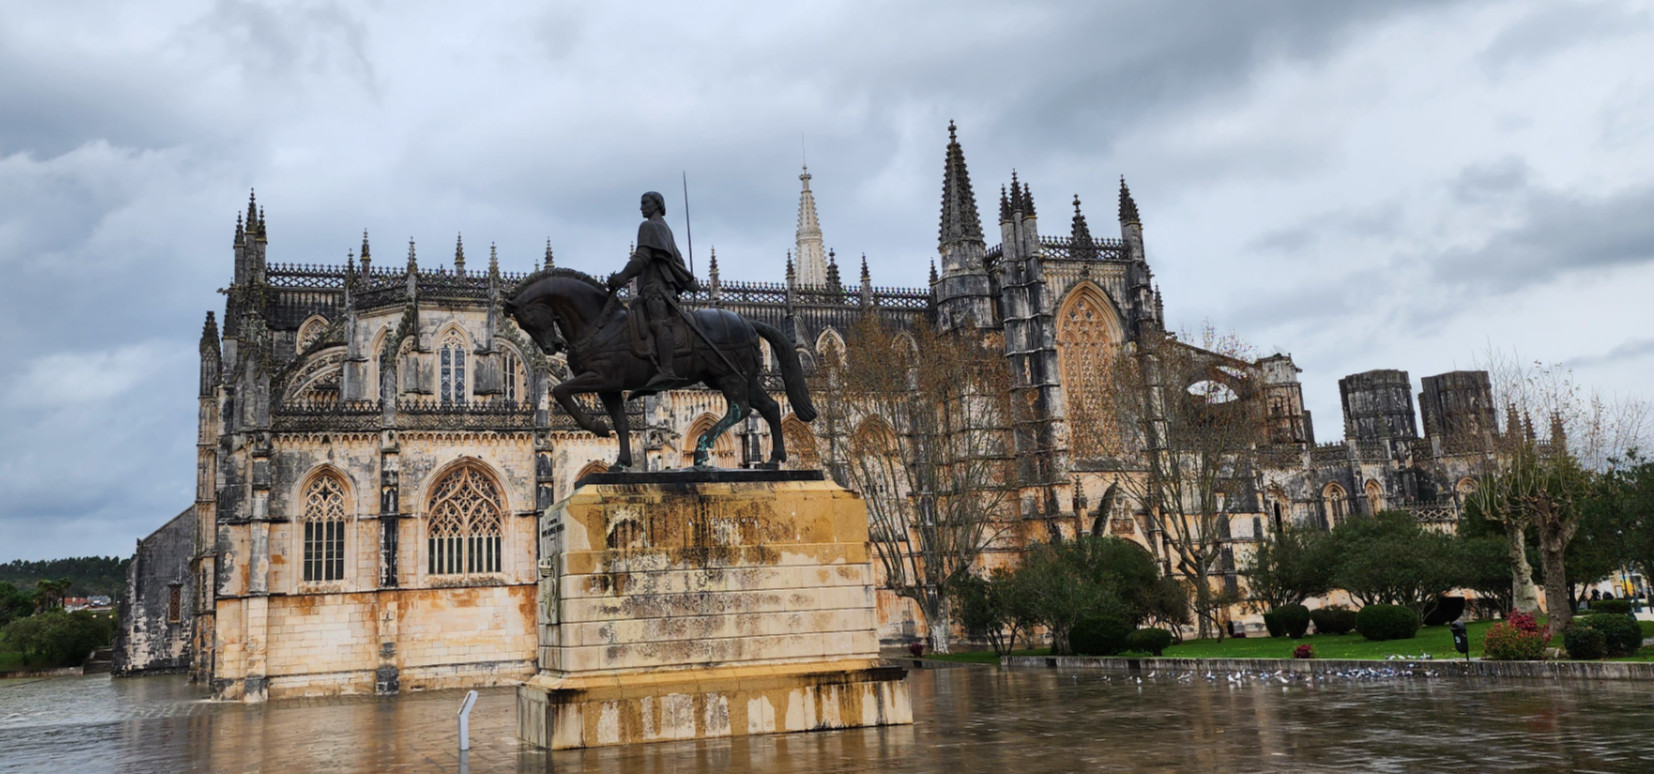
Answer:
[608,461,631,473]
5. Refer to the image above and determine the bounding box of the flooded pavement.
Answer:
[3,664,1653,773]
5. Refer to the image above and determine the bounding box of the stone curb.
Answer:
[1001,655,1654,680]
[0,665,84,679]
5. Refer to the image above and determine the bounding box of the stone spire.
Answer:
[708,247,721,305]
[929,259,938,285]
[795,164,828,286]
[859,254,873,308]
[825,248,842,292]
[1021,181,1036,219]
[234,212,244,247]
[938,120,984,247]
[247,189,258,231]
[359,230,372,275]
[256,206,267,242]
[1118,176,1141,226]
[453,233,466,275]
[999,185,1011,224]
[933,121,995,332]
[488,242,499,276]
[785,251,796,284]
[544,239,554,271]
[407,238,418,270]
[201,310,219,352]
[1070,194,1094,259]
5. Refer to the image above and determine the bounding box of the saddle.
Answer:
[623,304,745,360]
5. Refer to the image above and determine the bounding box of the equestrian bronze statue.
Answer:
[502,192,816,472]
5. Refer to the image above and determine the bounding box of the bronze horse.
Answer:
[503,268,816,471]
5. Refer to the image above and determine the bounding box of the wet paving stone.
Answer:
[3,667,1653,773]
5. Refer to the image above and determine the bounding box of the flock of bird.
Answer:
[1070,664,1450,685]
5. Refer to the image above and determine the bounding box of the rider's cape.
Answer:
[635,217,696,293]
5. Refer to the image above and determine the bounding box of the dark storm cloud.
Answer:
[2,0,1649,560]
[1436,182,1654,290]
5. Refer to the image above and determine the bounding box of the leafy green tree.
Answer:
[1,609,116,667]
[951,568,1034,656]
[0,582,34,627]
[1240,526,1336,611]
[1457,533,1518,615]
[0,556,129,598]
[1328,512,1466,618]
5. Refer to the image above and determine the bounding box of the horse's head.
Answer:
[502,288,565,356]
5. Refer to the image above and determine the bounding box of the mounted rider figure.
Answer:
[607,191,698,393]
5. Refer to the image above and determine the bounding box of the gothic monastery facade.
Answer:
[117,123,1498,700]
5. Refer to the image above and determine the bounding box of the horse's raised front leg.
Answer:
[600,391,632,471]
[551,371,613,437]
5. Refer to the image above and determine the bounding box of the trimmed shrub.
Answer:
[1422,596,1467,627]
[1125,628,1174,656]
[1355,604,1421,641]
[1563,625,1607,660]
[1578,614,1642,657]
[1293,643,1315,659]
[1483,612,1550,660]
[1070,616,1133,656]
[1263,605,1311,638]
[1310,606,1358,636]
[1262,609,1286,638]
[1590,599,1632,616]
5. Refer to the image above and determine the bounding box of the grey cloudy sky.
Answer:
[3,0,1652,561]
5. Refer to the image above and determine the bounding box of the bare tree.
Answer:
[1467,348,1650,634]
[811,316,1015,653]
[1093,325,1266,640]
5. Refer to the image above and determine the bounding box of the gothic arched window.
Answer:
[302,473,348,582]
[1323,483,1348,528]
[1364,480,1384,514]
[1056,285,1125,459]
[782,415,820,470]
[427,465,503,575]
[440,329,468,405]
[502,348,522,405]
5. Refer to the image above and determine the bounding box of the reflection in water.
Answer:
[3,665,1653,773]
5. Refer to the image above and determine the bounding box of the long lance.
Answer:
[682,171,694,276]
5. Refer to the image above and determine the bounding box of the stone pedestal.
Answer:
[516,470,911,749]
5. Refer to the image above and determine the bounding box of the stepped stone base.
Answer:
[515,473,912,749]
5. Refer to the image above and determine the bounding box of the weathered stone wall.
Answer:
[114,507,196,675]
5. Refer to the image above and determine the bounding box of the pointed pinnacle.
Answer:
[1119,176,1141,225]
[489,242,499,274]
[929,260,938,283]
[860,254,870,282]
[247,189,257,225]
[407,238,417,268]
[234,212,244,245]
[361,230,371,260]
[544,238,554,270]
[999,185,1011,222]
[257,206,267,239]
[1023,182,1036,218]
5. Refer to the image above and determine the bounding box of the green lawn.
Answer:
[926,619,1654,664]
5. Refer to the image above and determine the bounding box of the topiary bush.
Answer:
[1276,604,1311,638]
[1070,616,1133,656]
[1483,611,1550,660]
[1578,614,1642,657]
[1310,606,1358,635]
[1125,628,1174,656]
[1355,604,1421,641]
[1590,599,1632,616]
[1262,609,1286,638]
[1563,625,1607,660]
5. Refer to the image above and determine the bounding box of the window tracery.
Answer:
[502,348,522,404]
[1057,285,1125,459]
[1364,479,1384,514]
[440,329,467,405]
[1323,483,1348,528]
[427,465,504,575]
[302,473,348,582]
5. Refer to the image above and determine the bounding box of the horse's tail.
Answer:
[750,320,817,422]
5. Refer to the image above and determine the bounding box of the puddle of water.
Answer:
[3,668,1653,773]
